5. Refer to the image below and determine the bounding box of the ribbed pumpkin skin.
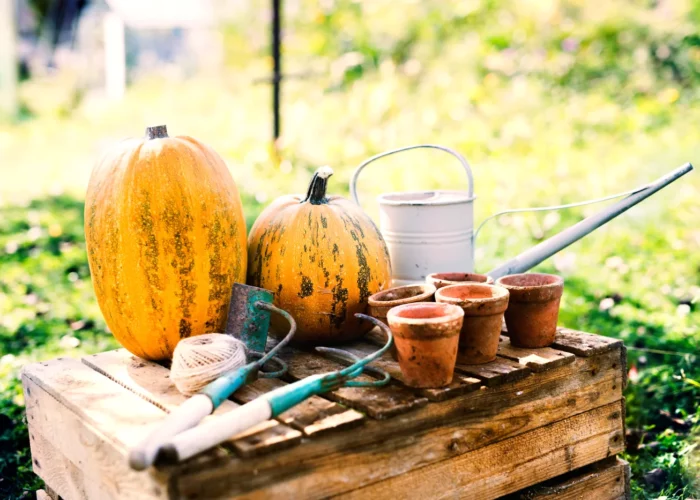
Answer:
[85,132,247,360]
[247,187,392,344]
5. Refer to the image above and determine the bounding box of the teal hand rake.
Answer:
[157,313,393,464]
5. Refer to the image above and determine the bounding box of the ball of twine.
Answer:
[170,334,248,396]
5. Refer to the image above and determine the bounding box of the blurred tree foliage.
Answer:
[276,0,700,101]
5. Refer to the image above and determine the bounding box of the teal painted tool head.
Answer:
[226,283,275,352]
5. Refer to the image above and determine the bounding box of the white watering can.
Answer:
[350,144,693,286]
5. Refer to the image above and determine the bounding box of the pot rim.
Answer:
[369,283,436,307]
[387,302,464,325]
[495,273,564,292]
[427,272,494,285]
[435,283,509,306]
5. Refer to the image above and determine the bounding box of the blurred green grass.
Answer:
[1,0,699,498]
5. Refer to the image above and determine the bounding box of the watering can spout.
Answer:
[487,162,694,279]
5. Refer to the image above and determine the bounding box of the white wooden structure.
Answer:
[103,0,215,99]
[0,0,18,116]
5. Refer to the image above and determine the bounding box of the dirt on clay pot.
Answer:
[495,273,564,348]
[386,302,463,388]
[435,283,509,364]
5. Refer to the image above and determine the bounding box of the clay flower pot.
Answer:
[435,283,509,364]
[368,284,435,359]
[427,272,494,290]
[495,273,564,348]
[386,302,463,388]
[368,283,436,322]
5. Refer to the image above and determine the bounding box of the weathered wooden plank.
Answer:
[82,349,302,457]
[29,430,90,500]
[510,457,630,500]
[341,340,482,401]
[174,349,624,499]
[282,347,428,419]
[339,401,625,500]
[550,328,623,357]
[232,424,306,459]
[234,378,365,436]
[455,356,532,387]
[503,327,628,389]
[498,336,576,372]
[22,359,168,499]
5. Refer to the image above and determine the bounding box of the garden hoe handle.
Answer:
[128,394,214,471]
[160,374,326,464]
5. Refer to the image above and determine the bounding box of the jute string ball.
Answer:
[170,334,248,395]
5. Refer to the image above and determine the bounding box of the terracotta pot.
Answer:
[427,272,494,289]
[368,284,435,360]
[368,284,436,322]
[386,302,463,388]
[435,283,509,364]
[495,273,564,348]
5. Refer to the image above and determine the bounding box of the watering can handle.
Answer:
[350,144,474,206]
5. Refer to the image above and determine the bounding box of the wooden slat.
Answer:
[174,349,624,499]
[341,340,482,401]
[232,424,306,459]
[455,356,532,387]
[82,349,302,458]
[509,457,630,500]
[234,378,365,436]
[338,401,625,500]
[22,358,168,499]
[550,328,623,357]
[497,336,576,372]
[30,431,91,500]
[282,348,428,419]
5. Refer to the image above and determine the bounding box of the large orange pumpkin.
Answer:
[85,125,247,360]
[247,167,392,343]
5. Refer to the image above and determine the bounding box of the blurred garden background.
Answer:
[1,0,699,498]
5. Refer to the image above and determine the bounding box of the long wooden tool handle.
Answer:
[161,374,327,463]
[128,394,213,470]
[162,398,273,463]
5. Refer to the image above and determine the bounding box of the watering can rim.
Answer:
[377,189,477,206]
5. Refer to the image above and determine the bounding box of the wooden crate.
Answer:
[22,327,628,500]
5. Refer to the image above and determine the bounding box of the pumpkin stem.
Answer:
[145,125,169,140]
[303,166,334,205]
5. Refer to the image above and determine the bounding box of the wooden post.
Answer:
[272,0,282,140]
[104,11,126,100]
[0,0,18,117]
